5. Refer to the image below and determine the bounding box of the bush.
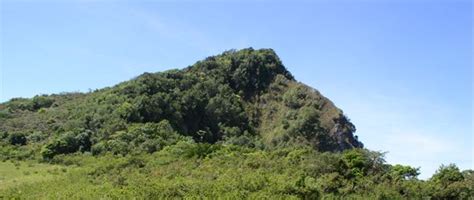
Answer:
[342,149,369,178]
[8,132,27,146]
[103,120,183,155]
[91,142,107,156]
[292,175,321,199]
[27,131,47,143]
[41,131,92,159]
[283,85,309,109]
[429,164,470,199]
[0,109,10,118]
[32,95,55,110]
[6,98,33,111]
[316,172,343,193]
[185,143,221,159]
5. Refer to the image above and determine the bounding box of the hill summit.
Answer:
[0,48,362,159]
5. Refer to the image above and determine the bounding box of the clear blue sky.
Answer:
[1,0,472,179]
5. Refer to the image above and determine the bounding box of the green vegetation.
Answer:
[0,48,472,199]
[0,160,69,190]
[1,143,472,199]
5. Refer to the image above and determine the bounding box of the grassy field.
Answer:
[0,160,68,190]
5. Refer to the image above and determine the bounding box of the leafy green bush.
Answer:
[31,95,55,110]
[429,164,471,199]
[41,131,91,159]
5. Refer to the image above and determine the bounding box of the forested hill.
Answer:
[0,48,362,159]
[1,48,473,199]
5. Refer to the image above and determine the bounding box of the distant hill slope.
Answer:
[0,48,362,159]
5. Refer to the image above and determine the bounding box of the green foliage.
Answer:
[184,143,221,159]
[391,164,420,180]
[342,149,370,178]
[0,109,10,118]
[0,48,469,199]
[316,172,344,194]
[41,131,91,159]
[428,164,472,200]
[4,95,54,112]
[5,98,34,111]
[7,132,27,146]
[0,144,35,160]
[227,48,293,98]
[431,164,464,184]
[283,85,310,109]
[100,120,184,155]
[292,175,321,199]
[3,145,472,199]
[31,95,55,110]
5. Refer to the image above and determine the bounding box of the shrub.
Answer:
[0,109,10,118]
[41,131,92,159]
[32,95,55,110]
[100,120,184,155]
[292,175,321,199]
[27,131,47,143]
[342,149,369,178]
[316,172,343,194]
[91,142,107,156]
[283,85,309,109]
[6,98,33,111]
[185,143,221,159]
[8,132,27,146]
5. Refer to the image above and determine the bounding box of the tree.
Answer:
[431,164,464,185]
[228,48,293,98]
[342,149,369,178]
[75,131,92,152]
[430,164,470,200]
[390,164,420,180]
[41,131,92,159]
[31,95,54,110]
